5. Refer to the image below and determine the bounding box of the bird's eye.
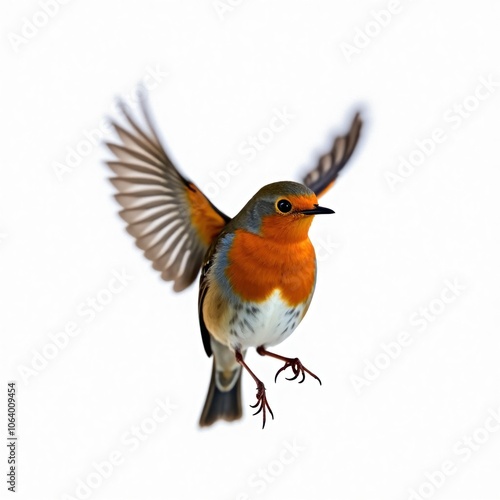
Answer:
[276,199,292,213]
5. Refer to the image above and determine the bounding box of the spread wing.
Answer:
[302,112,363,198]
[105,97,230,292]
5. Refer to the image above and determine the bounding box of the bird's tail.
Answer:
[199,360,242,427]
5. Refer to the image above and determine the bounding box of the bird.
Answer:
[105,95,362,428]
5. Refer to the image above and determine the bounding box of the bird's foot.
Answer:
[249,381,274,429]
[274,357,322,385]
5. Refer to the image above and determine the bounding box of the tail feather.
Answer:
[199,362,242,427]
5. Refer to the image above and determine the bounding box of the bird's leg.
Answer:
[234,350,274,429]
[256,346,322,385]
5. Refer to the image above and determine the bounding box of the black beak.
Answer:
[299,204,335,215]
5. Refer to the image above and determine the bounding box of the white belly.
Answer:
[225,290,306,350]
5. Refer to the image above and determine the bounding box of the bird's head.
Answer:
[235,181,334,243]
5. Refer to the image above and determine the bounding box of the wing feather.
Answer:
[303,112,363,197]
[105,96,230,292]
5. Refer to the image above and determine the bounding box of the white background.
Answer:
[2,1,500,499]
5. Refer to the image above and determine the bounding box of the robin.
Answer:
[105,96,362,428]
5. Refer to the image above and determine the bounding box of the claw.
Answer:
[275,358,322,385]
[249,382,274,428]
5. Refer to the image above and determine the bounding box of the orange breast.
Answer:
[226,227,316,306]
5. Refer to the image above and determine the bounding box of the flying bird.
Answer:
[105,96,362,428]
